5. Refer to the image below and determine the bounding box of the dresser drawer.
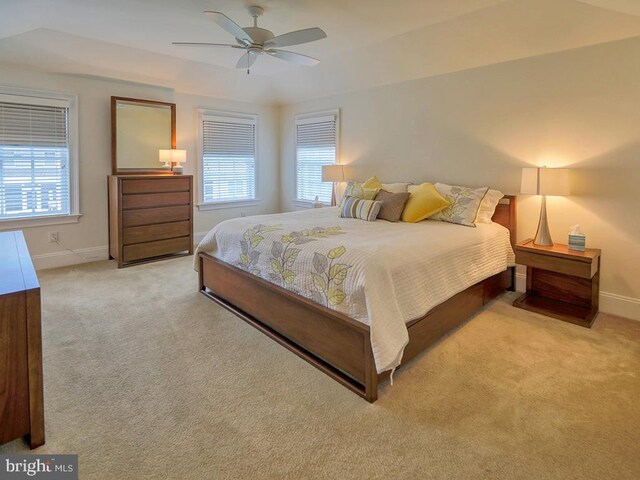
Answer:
[515,250,596,279]
[123,221,190,245]
[122,191,190,210]
[122,205,190,227]
[121,177,190,194]
[123,237,191,262]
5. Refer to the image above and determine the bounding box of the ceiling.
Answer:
[1,0,640,105]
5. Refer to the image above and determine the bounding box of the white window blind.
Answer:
[200,114,257,204]
[0,96,71,220]
[295,113,337,204]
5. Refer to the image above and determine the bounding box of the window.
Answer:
[198,110,257,208]
[0,88,78,225]
[295,110,339,205]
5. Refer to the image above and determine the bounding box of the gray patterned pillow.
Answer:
[430,183,489,227]
[375,190,410,222]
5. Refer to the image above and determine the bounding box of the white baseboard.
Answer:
[514,272,639,321]
[32,245,110,270]
[600,292,640,321]
[34,234,209,271]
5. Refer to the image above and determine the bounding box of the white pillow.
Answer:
[475,189,504,224]
[381,182,411,194]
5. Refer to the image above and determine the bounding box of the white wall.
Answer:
[0,65,280,267]
[279,36,640,320]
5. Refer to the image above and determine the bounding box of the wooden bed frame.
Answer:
[198,195,517,402]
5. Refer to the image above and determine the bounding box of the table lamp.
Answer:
[159,149,172,170]
[159,149,187,174]
[322,164,345,206]
[521,166,570,246]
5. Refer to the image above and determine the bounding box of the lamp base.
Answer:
[533,195,553,246]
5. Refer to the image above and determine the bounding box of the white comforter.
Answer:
[195,208,515,374]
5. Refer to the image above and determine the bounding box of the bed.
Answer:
[196,195,516,402]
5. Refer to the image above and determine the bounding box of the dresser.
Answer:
[0,231,45,449]
[108,175,193,268]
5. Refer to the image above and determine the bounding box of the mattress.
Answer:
[195,207,515,374]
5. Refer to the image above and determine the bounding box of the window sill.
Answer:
[197,200,261,211]
[0,213,82,230]
[294,200,331,209]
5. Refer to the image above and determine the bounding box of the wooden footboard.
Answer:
[199,253,513,402]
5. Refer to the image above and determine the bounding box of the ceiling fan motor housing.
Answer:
[242,27,275,47]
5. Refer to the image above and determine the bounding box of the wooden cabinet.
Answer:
[0,231,45,449]
[513,239,601,328]
[108,175,193,268]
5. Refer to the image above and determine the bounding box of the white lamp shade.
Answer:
[520,167,539,194]
[159,149,172,164]
[159,149,187,165]
[521,167,570,196]
[322,164,345,182]
[540,168,569,196]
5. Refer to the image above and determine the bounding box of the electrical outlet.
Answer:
[240,211,246,217]
[48,231,59,243]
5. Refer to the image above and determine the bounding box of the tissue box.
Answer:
[568,234,586,251]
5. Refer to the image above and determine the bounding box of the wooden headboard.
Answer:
[491,195,517,246]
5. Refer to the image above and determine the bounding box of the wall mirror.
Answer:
[111,97,176,174]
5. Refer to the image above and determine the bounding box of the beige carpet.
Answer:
[1,257,639,479]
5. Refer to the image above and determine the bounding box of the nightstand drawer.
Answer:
[515,250,596,279]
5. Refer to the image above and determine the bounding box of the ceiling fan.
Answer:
[173,6,327,73]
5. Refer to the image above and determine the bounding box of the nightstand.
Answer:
[513,239,601,328]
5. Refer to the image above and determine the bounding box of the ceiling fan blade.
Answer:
[264,27,326,48]
[236,52,257,69]
[266,49,320,66]
[172,42,243,49]
[204,11,254,44]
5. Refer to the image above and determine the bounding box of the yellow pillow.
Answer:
[362,176,383,190]
[401,183,450,223]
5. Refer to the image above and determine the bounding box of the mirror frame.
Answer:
[111,96,176,175]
